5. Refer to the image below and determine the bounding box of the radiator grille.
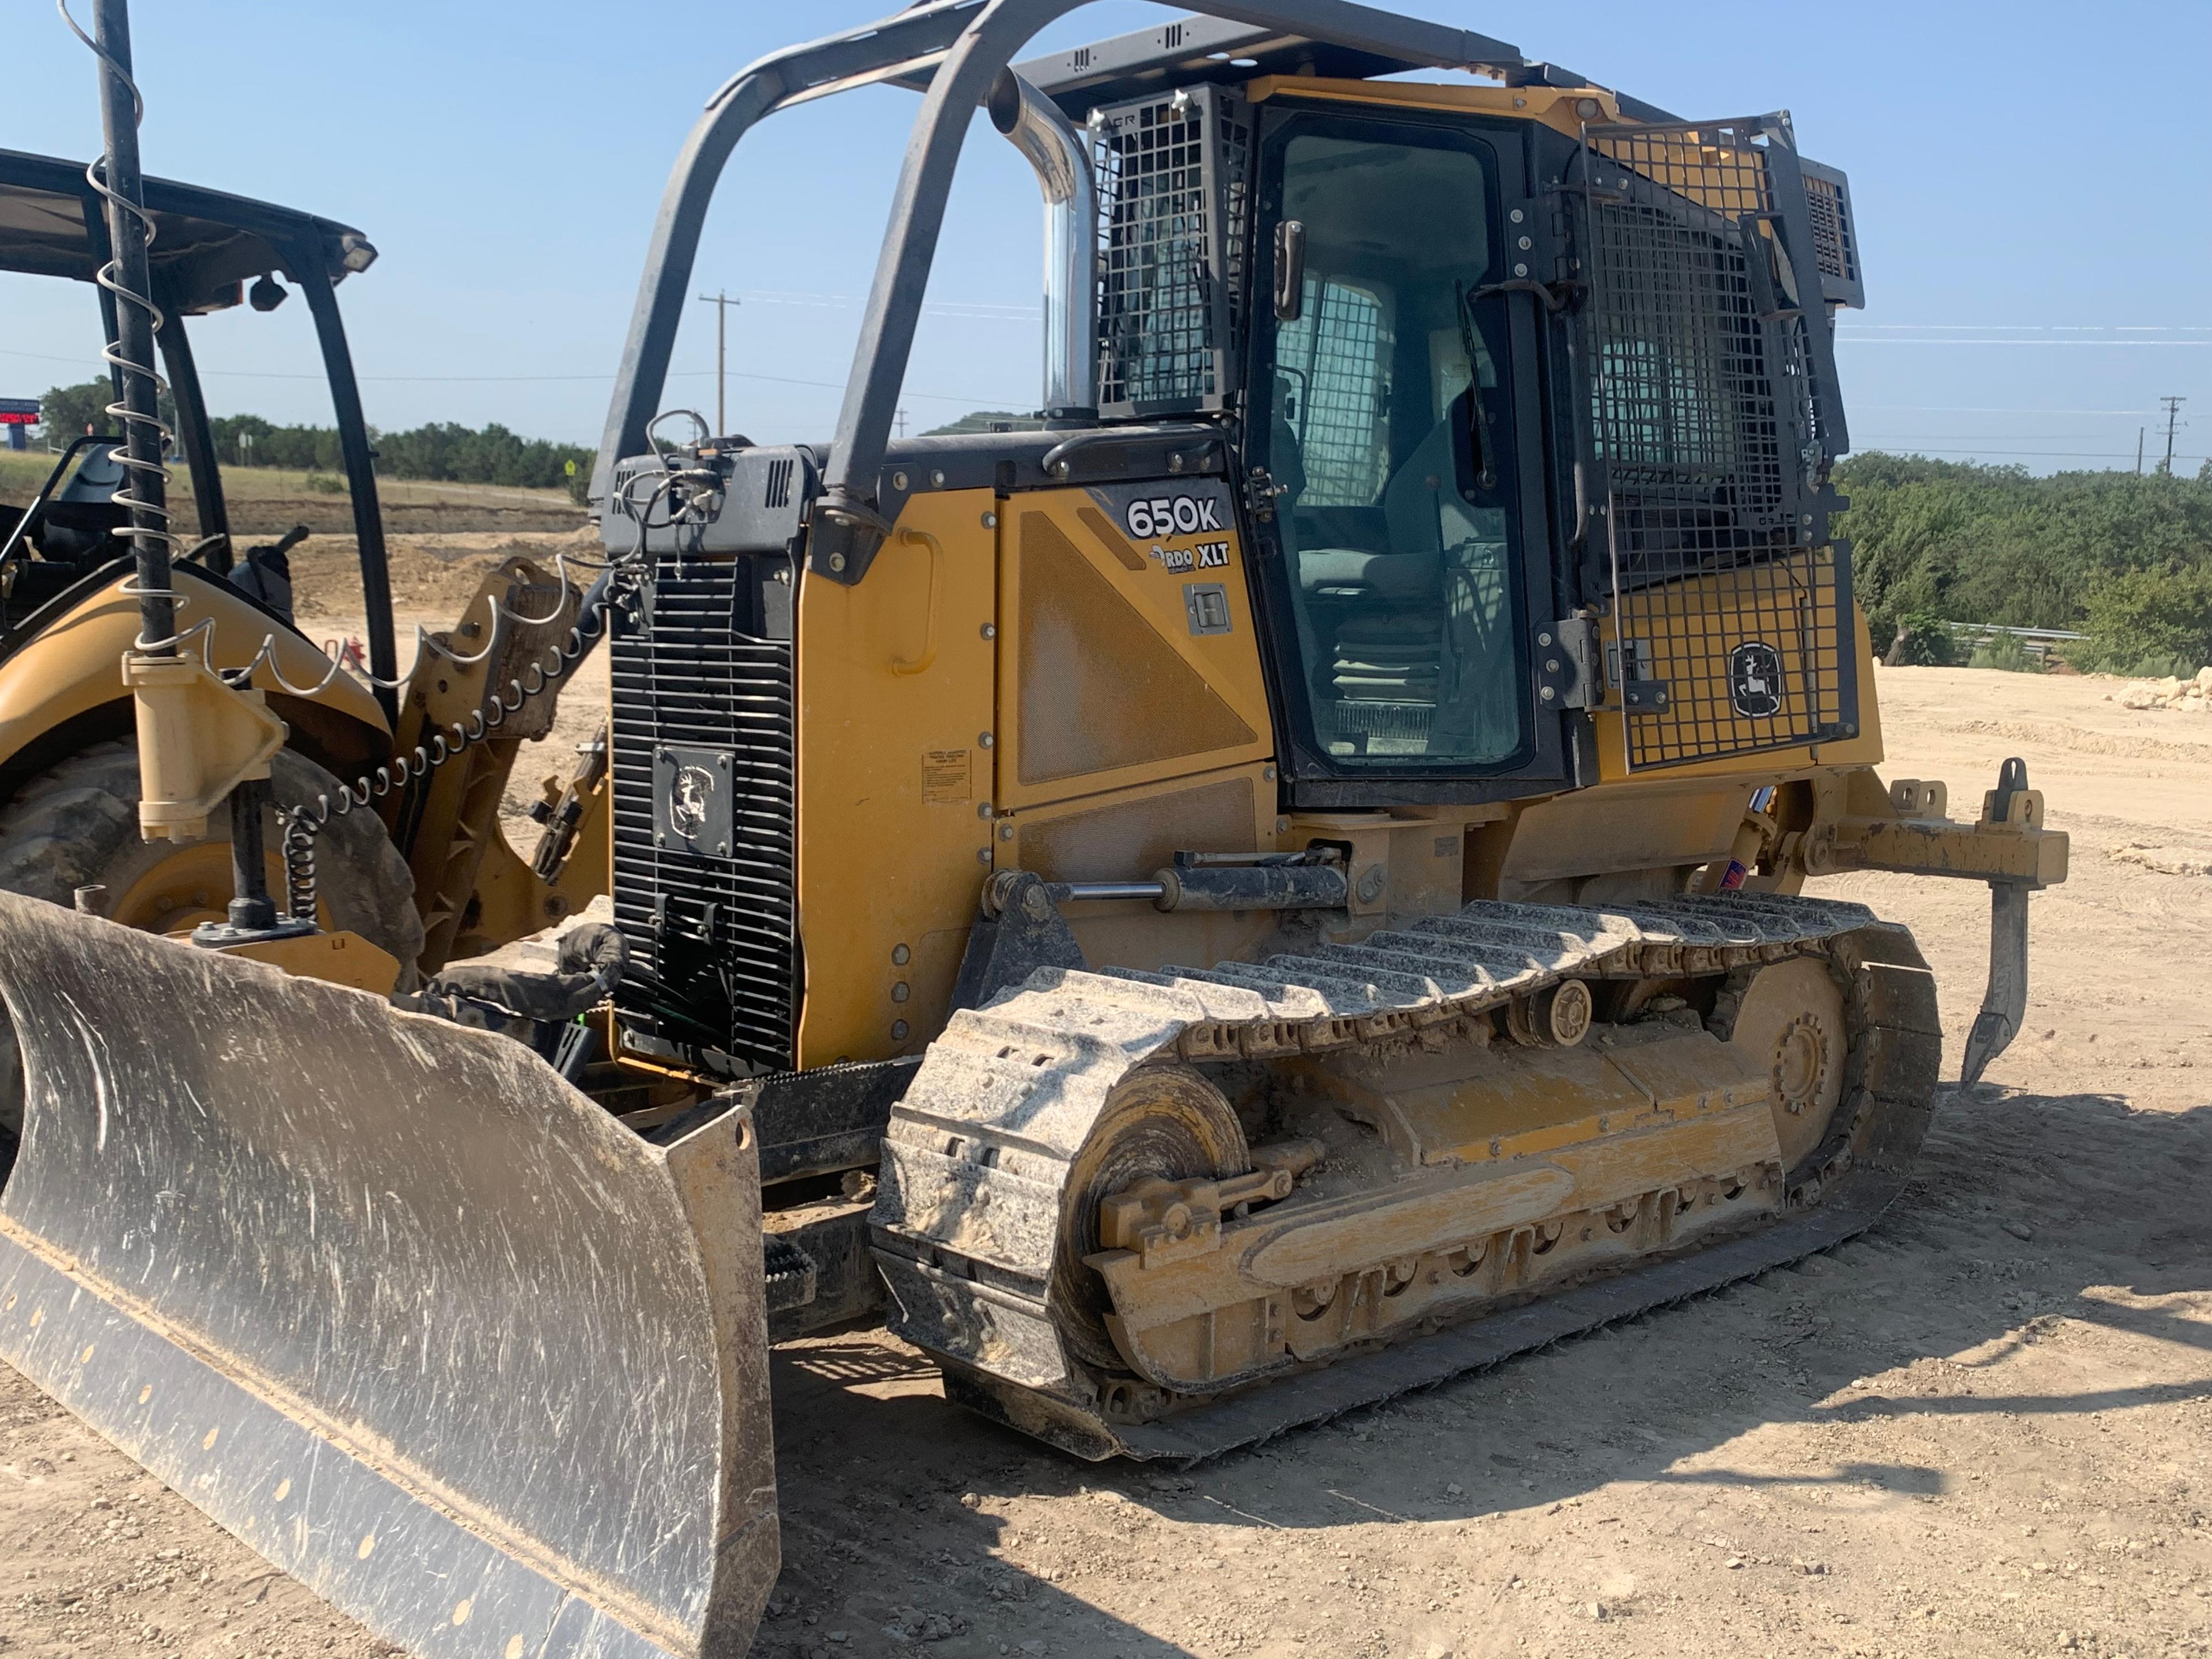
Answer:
[1092,85,1254,416]
[611,554,796,1072]
[1575,118,1855,770]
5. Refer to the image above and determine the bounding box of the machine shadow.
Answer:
[751,1333,1202,1659]
[751,1082,2209,1651]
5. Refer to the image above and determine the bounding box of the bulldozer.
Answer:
[0,5,2070,1658]
[0,144,612,1168]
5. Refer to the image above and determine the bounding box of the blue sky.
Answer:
[3,1,2207,471]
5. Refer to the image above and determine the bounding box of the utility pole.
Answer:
[2137,427,2145,475]
[895,407,908,440]
[696,290,738,435]
[2158,396,2186,476]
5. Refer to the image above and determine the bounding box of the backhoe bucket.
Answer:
[0,892,777,1659]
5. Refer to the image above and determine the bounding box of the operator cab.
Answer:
[0,438,130,610]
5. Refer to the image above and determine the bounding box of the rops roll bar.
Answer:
[590,0,1535,584]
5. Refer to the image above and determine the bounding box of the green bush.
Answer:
[2106,652,2199,680]
[1966,632,2042,673]
[35,377,179,447]
[204,413,589,491]
[302,471,348,495]
[2072,565,2212,676]
[1885,608,1956,666]
[370,421,591,491]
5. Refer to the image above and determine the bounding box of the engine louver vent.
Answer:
[610,552,796,1073]
[1801,160,1865,309]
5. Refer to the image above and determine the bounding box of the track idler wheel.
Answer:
[1053,1063,1248,1373]
[1717,955,1849,1175]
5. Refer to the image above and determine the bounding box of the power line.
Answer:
[1835,323,2212,334]
[1836,337,2212,349]
[1852,404,2166,416]
[0,346,1021,404]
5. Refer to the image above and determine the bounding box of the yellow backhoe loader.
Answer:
[0,144,610,1169]
[0,5,2067,1658]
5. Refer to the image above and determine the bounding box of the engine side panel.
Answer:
[794,490,998,1070]
[996,480,1272,810]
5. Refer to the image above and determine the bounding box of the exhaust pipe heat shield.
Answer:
[0,892,776,1659]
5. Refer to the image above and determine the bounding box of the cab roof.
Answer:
[0,147,374,315]
[1012,14,1678,125]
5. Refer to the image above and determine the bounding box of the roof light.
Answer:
[338,232,377,274]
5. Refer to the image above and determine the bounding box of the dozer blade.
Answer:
[0,892,776,1659]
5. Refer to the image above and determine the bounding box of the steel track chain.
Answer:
[870,893,1940,1460]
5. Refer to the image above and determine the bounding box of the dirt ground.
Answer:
[5,662,2211,1659]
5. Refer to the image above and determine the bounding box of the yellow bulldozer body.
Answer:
[789,481,1938,1077]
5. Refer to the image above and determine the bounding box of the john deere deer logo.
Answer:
[669,764,716,840]
[1729,642,1784,719]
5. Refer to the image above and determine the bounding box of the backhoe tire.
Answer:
[0,740,423,1184]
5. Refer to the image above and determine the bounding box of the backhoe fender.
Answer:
[0,563,389,797]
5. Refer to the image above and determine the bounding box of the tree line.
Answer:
[35,380,592,497]
[1835,453,2212,675]
[37,376,2212,672]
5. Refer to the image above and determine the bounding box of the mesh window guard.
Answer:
[1092,87,1255,416]
[1275,275,1391,507]
[1574,117,1857,770]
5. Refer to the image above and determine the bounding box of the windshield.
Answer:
[1257,124,1527,770]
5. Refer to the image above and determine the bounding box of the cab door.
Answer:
[1241,104,1571,808]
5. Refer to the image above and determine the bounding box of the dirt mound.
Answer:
[183,491,586,539]
[2108,841,2212,878]
[1951,716,2212,764]
[290,527,603,623]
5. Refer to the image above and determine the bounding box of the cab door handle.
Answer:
[1272,219,1306,321]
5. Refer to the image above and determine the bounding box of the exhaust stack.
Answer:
[988,71,1096,420]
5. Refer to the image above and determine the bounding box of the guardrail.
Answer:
[1938,622,2085,664]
